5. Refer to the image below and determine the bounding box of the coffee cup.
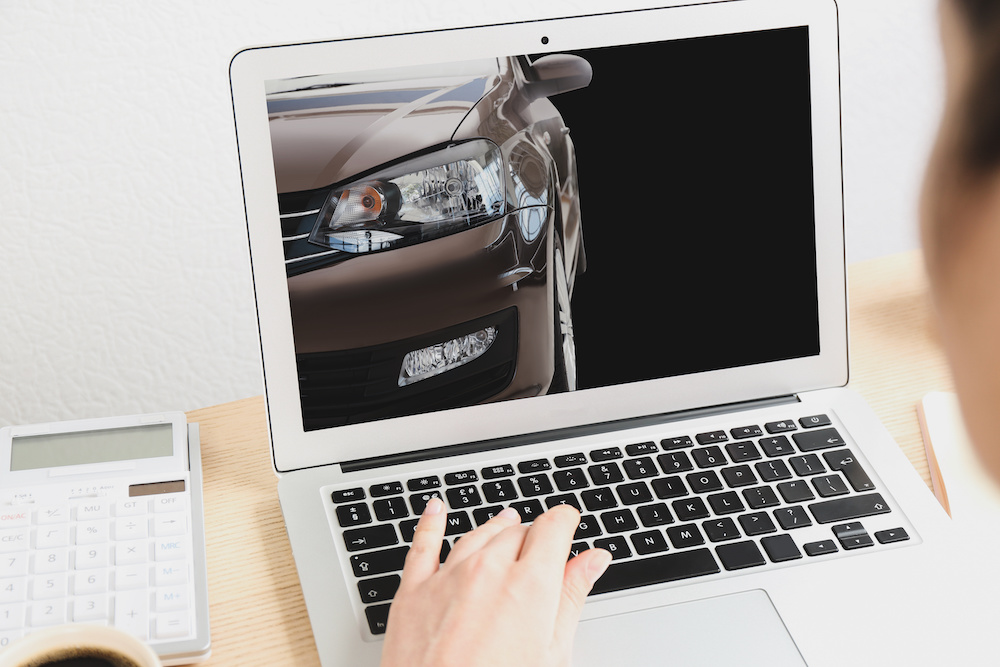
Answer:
[0,624,160,667]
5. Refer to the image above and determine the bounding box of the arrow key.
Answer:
[875,527,910,544]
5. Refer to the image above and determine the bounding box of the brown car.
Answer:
[267,55,591,431]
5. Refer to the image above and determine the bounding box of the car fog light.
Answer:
[398,327,497,386]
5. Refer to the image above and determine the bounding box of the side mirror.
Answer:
[523,54,593,100]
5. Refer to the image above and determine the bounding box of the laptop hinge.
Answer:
[340,393,800,473]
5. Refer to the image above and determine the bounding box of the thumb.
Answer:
[551,548,613,655]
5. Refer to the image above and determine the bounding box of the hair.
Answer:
[951,0,1000,173]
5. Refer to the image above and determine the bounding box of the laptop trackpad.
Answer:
[574,589,807,666]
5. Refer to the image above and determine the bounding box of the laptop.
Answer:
[230,1,994,664]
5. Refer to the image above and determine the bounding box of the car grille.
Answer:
[279,188,342,277]
[296,308,519,431]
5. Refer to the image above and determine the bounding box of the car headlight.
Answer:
[308,139,505,254]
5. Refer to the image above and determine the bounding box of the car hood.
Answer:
[268,74,499,193]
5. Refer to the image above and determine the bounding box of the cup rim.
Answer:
[0,624,160,667]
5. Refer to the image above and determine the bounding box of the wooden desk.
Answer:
[186,249,952,666]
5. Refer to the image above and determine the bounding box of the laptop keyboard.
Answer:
[328,414,912,636]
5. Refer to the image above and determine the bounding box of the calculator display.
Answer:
[9,423,174,471]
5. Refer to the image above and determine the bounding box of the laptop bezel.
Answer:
[230,0,847,474]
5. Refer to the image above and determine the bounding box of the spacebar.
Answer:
[589,548,720,596]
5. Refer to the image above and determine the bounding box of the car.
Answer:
[266,54,591,431]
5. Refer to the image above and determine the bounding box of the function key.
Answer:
[482,464,515,479]
[764,420,797,434]
[590,447,623,462]
[369,482,403,498]
[518,459,552,474]
[625,442,658,456]
[331,488,366,504]
[661,436,694,450]
[793,428,846,452]
[554,453,587,468]
[695,431,727,445]
[729,425,763,439]
[799,414,832,429]
[444,471,478,485]
[406,476,442,492]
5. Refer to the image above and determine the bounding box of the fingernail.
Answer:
[423,497,444,515]
[497,507,519,521]
[586,549,613,584]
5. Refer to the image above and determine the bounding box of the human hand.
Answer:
[379,498,613,667]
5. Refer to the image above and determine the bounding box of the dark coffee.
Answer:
[22,647,144,667]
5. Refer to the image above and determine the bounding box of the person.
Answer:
[382,1,1000,664]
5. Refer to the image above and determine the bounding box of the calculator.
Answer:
[0,412,211,665]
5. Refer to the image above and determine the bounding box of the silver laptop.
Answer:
[230,1,992,664]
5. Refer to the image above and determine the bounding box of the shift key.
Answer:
[809,493,890,524]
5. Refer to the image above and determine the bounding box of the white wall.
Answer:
[0,0,943,427]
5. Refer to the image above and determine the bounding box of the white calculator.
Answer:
[0,412,211,665]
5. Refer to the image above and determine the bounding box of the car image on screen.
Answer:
[267,54,591,431]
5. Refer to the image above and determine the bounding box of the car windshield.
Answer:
[265,58,500,96]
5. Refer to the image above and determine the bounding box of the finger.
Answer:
[517,504,580,574]
[399,497,447,587]
[443,506,520,565]
[551,547,613,654]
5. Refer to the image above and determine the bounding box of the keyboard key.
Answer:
[742,485,780,509]
[616,482,653,506]
[721,465,757,488]
[692,446,726,468]
[809,493,890,524]
[569,542,590,559]
[875,528,910,544]
[730,425,763,439]
[774,506,812,530]
[343,524,398,552]
[553,469,590,491]
[799,414,832,428]
[703,518,741,542]
[725,441,761,463]
[472,506,504,526]
[822,450,876,492]
[764,420,797,434]
[651,476,688,499]
[588,463,624,485]
[707,492,745,515]
[672,497,710,521]
[695,431,727,445]
[657,451,694,474]
[686,470,723,494]
[792,428,845,452]
[716,540,766,570]
[408,491,443,515]
[331,488,366,504]
[445,485,482,509]
[517,459,551,473]
[590,548,719,595]
[636,503,673,527]
[777,480,815,503]
[369,482,403,497]
[804,540,838,556]
[351,546,409,577]
[373,497,410,521]
[832,522,874,550]
[554,453,587,468]
[590,447,623,462]
[517,474,554,497]
[667,523,706,549]
[365,603,391,635]
[661,436,694,450]
[444,471,478,485]
[630,530,670,555]
[812,474,850,498]
[758,436,795,457]
[336,504,372,528]
[593,536,631,560]
[623,457,659,479]
[738,511,777,536]
[482,480,518,504]
[574,515,603,540]
[625,442,659,456]
[545,494,581,511]
[407,476,441,492]
[581,488,618,512]
[789,454,826,476]
[755,459,792,483]
[399,519,419,542]
[508,500,544,522]
[761,534,802,562]
[444,512,474,536]
[600,509,638,534]
[482,465,515,479]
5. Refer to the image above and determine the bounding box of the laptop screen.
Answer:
[264,26,819,433]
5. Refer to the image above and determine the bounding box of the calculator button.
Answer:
[154,538,188,562]
[155,585,189,612]
[73,569,109,595]
[34,507,68,525]
[152,495,187,513]
[115,499,148,517]
[35,525,70,549]
[114,564,150,590]
[154,563,187,587]
[155,611,191,639]
[75,500,111,520]
[114,590,149,640]
[0,511,30,529]
[114,518,150,541]
[115,540,148,566]
[33,549,69,574]
[73,595,109,622]
[0,529,29,553]
[31,574,67,600]
[29,600,66,626]
[0,579,25,603]
[0,604,24,631]
[75,546,109,570]
[75,520,110,545]
[0,554,28,578]
[153,513,186,537]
